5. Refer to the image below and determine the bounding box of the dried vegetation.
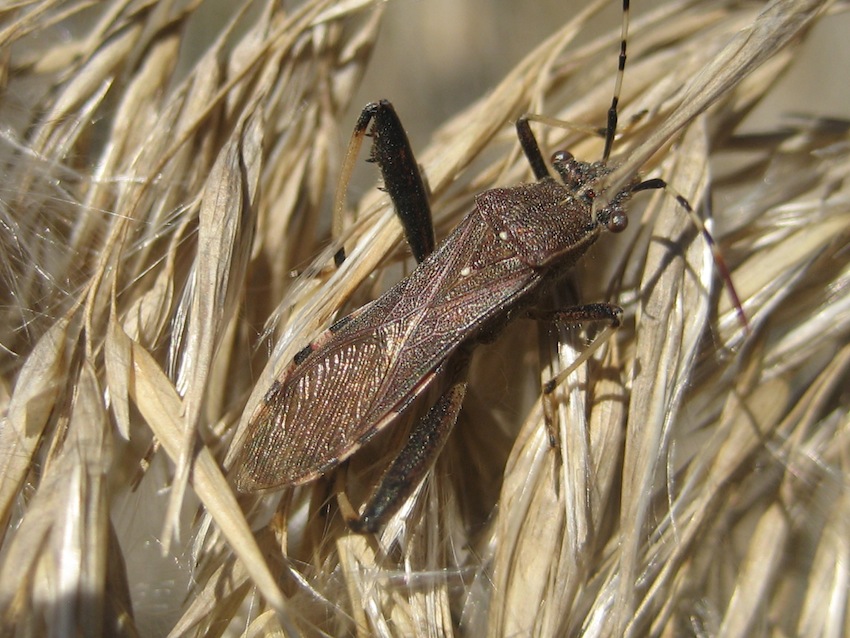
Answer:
[0,0,848,636]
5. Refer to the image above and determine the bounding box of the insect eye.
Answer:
[551,150,573,165]
[607,212,628,233]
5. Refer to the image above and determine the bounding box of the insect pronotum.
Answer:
[233,0,746,533]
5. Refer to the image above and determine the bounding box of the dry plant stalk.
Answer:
[0,0,848,636]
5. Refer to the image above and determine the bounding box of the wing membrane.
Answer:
[235,212,539,490]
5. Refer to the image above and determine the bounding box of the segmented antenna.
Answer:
[603,0,749,332]
[632,178,750,332]
[603,0,630,162]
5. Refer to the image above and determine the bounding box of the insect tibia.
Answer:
[515,116,551,180]
[516,114,611,183]
[333,100,435,266]
[348,377,468,533]
[534,303,622,394]
[539,304,622,443]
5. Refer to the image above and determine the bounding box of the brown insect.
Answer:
[233,1,745,533]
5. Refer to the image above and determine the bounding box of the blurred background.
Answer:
[353,0,850,149]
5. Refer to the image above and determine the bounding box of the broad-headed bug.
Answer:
[232,1,746,533]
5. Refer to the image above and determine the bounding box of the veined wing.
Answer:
[235,213,538,490]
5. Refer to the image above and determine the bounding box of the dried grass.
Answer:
[0,0,848,636]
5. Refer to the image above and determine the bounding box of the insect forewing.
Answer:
[235,210,539,491]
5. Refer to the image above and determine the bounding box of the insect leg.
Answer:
[529,303,623,444]
[348,355,470,533]
[515,0,629,177]
[515,116,551,181]
[334,100,435,266]
[528,302,622,334]
[530,302,622,394]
